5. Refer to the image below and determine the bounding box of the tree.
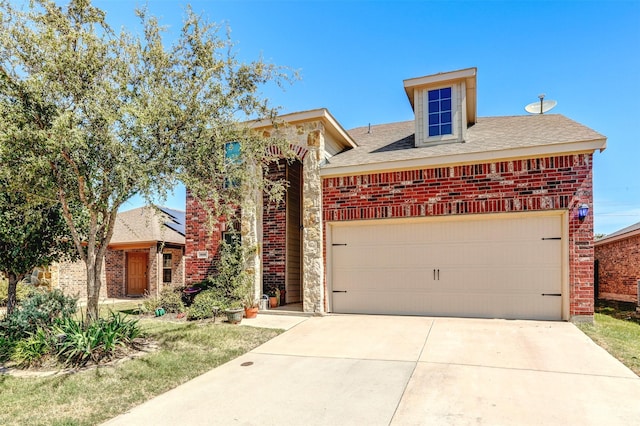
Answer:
[0,181,75,315]
[0,0,294,319]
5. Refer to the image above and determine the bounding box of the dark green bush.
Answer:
[0,289,77,340]
[159,287,185,313]
[186,289,230,320]
[191,239,251,308]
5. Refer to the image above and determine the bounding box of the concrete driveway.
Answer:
[105,315,640,425]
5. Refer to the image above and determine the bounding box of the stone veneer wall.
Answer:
[322,154,595,319]
[595,234,640,303]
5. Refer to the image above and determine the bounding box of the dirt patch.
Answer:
[596,299,640,325]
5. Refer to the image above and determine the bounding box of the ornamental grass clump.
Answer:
[0,290,142,368]
[54,313,141,366]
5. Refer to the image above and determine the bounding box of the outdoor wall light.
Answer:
[578,204,589,221]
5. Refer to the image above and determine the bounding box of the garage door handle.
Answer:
[333,290,347,293]
[541,293,561,296]
[433,269,440,280]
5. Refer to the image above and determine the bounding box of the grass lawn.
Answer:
[577,312,640,376]
[0,314,282,426]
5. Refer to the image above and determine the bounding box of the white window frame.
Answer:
[423,83,460,144]
[162,252,172,283]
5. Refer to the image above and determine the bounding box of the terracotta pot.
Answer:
[269,297,278,308]
[245,307,258,319]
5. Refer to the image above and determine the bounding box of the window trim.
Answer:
[423,84,460,144]
[162,252,172,283]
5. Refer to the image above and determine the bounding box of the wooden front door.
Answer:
[127,252,148,296]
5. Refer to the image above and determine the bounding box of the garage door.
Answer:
[330,214,563,320]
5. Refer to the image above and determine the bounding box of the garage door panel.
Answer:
[330,214,563,320]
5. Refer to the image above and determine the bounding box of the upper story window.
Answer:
[428,87,453,137]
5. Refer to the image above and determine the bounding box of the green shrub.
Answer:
[0,277,33,306]
[11,328,52,368]
[190,240,256,312]
[0,289,77,340]
[159,287,185,313]
[186,289,230,320]
[141,293,161,314]
[54,312,141,366]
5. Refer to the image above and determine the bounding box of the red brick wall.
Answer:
[262,160,287,293]
[184,192,224,285]
[595,234,640,303]
[105,249,125,298]
[185,161,289,294]
[322,154,595,318]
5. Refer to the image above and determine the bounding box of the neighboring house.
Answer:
[53,206,185,299]
[594,221,640,304]
[186,67,606,322]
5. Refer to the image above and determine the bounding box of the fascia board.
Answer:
[320,138,607,178]
[594,229,640,246]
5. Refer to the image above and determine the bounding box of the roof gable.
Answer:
[403,67,477,126]
[110,206,185,247]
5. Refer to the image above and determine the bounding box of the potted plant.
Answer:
[224,302,244,324]
[267,286,279,308]
[239,273,259,319]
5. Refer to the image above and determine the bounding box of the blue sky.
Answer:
[106,0,639,235]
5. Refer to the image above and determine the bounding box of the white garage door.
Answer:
[330,214,563,320]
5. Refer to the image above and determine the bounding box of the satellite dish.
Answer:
[525,94,557,114]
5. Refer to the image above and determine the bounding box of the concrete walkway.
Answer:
[104,315,640,426]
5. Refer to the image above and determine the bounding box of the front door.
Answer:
[127,252,148,296]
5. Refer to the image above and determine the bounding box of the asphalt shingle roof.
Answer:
[323,114,605,169]
[596,221,640,244]
[110,206,185,246]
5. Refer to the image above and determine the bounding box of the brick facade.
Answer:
[185,194,224,285]
[105,250,125,298]
[55,245,184,299]
[262,160,287,294]
[595,234,640,303]
[185,161,289,296]
[52,259,107,300]
[322,154,595,318]
[163,247,185,288]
